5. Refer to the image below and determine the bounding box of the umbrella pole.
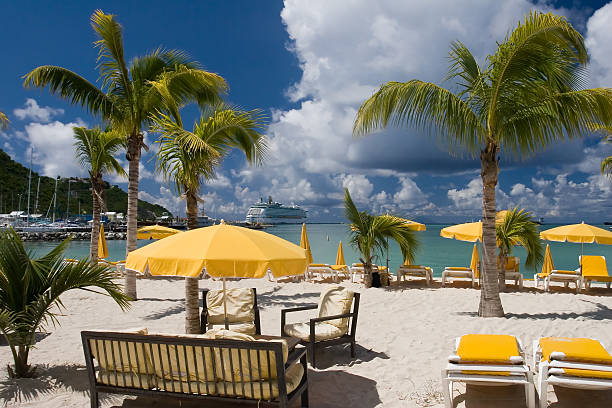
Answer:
[223,277,229,330]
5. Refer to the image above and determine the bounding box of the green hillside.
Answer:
[0,149,171,219]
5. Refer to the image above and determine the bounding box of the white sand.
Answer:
[1,277,611,408]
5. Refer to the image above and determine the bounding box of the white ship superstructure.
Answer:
[245,197,307,224]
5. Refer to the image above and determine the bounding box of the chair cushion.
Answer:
[206,288,255,325]
[207,322,257,335]
[549,367,612,380]
[284,322,346,341]
[147,332,217,383]
[317,286,353,331]
[445,267,471,271]
[206,329,289,382]
[580,256,609,278]
[540,337,612,364]
[453,334,522,364]
[89,327,152,375]
[217,362,304,400]
[96,370,157,389]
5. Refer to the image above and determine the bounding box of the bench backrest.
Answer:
[81,330,287,397]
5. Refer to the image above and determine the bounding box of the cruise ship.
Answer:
[245,197,307,224]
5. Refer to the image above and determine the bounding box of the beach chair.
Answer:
[497,256,523,290]
[533,337,612,408]
[442,334,535,408]
[349,263,375,283]
[543,269,582,293]
[281,286,360,368]
[200,288,261,335]
[396,264,433,286]
[579,255,612,290]
[442,266,477,287]
[330,264,351,280]
[307,264,339,282]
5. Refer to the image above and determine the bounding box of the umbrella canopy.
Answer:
[440,212,508,242]
[335,241,346,265]
[126,223,308,278]
[300,223,314,264]
[540,222,612,244]
[98,224,108,259]
[470,244,480,277]
[541,244,554,277]
[404,220,426,231]
[137,224,182,240]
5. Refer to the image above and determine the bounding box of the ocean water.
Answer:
[23,223,612,279]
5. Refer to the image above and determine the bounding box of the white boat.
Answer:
[245,197,307,224]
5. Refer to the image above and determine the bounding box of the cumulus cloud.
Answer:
[585,2,612,87]
[14,99,64,122]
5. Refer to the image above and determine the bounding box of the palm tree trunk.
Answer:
[184,188,200,333]
[90,180,102,263]
[363,261,373,288]
[185,190,199,230]
[499,253,507,292]
[13,344,32,378]
[124,132,141,300]
[478,142,504,317]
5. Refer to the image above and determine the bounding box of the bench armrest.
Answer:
[310,312,354,323]
[280,304,318,335]
[285,346,307,368]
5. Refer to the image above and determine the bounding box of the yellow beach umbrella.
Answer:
[470,243,480,278]
[440,212,508,242]
[540,222,612,244]
[300,223,313,264]
[540,244,554,277]
[97,224,108,259]
[137,224,182,240]
[404,220,426,231]
[335,241,346,265]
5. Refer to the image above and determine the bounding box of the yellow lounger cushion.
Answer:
[540,337,612,364]
[549,367,612,380]
[580,256,611,280]
[330,265,348,271]
[309,263,329,267]
[456,334,521,364]
[446,267,471,271]
[401,265,431,270]
[460,370,512,376]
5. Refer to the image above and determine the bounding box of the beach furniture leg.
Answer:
[441,272,446,287]
[90,389,99,408]
[526,371,536,408]
[441,370,452,408]
[519,276,523,290]
[350,339,356,358]
[537,363,548,408]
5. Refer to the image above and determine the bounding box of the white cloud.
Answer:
[393,176,428,209]
[14,99,64,122]
[585,2,612,87]
[341,174,373,203]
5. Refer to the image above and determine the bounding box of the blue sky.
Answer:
[2,0,612,223]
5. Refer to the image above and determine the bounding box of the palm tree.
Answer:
[152,105,267,333]
[496,208,543,291]
[73,127,126,262]
[344,189,419,288]
[0,229,130,377]
[23,10,227,300]
[589,125,612,175]
[353,11,612,316]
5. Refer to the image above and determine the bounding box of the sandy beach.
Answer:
[1,277,611,408]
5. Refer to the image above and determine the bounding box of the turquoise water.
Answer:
[24,223,612,279]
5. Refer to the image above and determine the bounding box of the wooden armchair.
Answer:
[201,287,261,335]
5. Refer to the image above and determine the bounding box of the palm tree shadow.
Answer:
[308,344,389,370]
[505,301,612,321]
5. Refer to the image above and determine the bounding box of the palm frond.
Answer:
[496,207,543,269]
[73,127,126,179]
[23,66,115,118]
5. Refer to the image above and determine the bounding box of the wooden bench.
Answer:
[82,330,308,408]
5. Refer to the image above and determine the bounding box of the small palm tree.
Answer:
[589,125,612,175]
[344,189,419,288]
[151,105,267,333]
[24,9,227,300]
[73,127,126,262]
[0,229,130,377]
[353,12,612,316]
[496,208,543,291]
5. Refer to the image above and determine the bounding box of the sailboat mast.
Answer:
[26,148,32,225]
[52,176,58,223]
[35,176,40,213]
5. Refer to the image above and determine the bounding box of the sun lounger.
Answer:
[579,255,612,290]
[330,264,351,280]
[281,286,359,368]
[498,256,523,289]
[442,334,535,408]
[349,263,377,283]
[442,267,476,287]
[396,264,433,286]
[543,269,582,293]
[533,337,612,408]
[307,264,339,282]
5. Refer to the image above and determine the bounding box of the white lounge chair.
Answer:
[533,337,612,408]
[543,269,582,293]
[442,267,476,287]
[442,334,535,408]
[498,256,523,290]
[396,264,433,286]
[307,263,339,282]
[580,255,612,290]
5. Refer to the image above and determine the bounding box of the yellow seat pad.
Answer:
[551,270,579,275]
[309,263,329,267]
[457,334,521,364]
[460,370,511,376]
[580,256,610,280]
[556,367,612,380]
[401,265,430,270]
[540,337,612,364]
[330,265,348,271]
[446,267,471,271]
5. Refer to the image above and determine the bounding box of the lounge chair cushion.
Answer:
[540,337,612,364]
[309,263,329,268]
[400,264,429,270]
[453,334,522,364]
[96,370,157,389]
[317,286,353,331]
[581,256,612,281]
[330,264,349,271]
[549,367,612,380]
[445,267,471,271]
[284,322,346,341]
[217,361,304,400]
[148,332,217,383]
[206,288,255,325]
[89,327,152,375]
[206,329,289,382]
[207,322,257,335]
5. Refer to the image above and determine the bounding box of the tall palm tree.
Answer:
[23,10,227,300]
[0,229,130,377]
[496,207,543,291]
[344,189,419,288]
[353,11,612,316]
[73,127,126,262]
[152,105,267,333]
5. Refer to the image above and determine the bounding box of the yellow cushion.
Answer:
[456,334,521,364]
[148,332,216,383]
[446,267,471,271]
[552,367,612,380]
[317,286,353,331]
[217,362,304,400]
[460,370,512,376]
[89,328,152,375]
[96,370,157,388]
[206,288,255,325]
[207,322,257,335]
[309,263,329,267]
[540,337,612,364]
[401,264,428,269]
[580,256,610,278]
[206,329,288,382]
[284,322,345,341]
[330,265,348,271]
[551,270,580,275]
